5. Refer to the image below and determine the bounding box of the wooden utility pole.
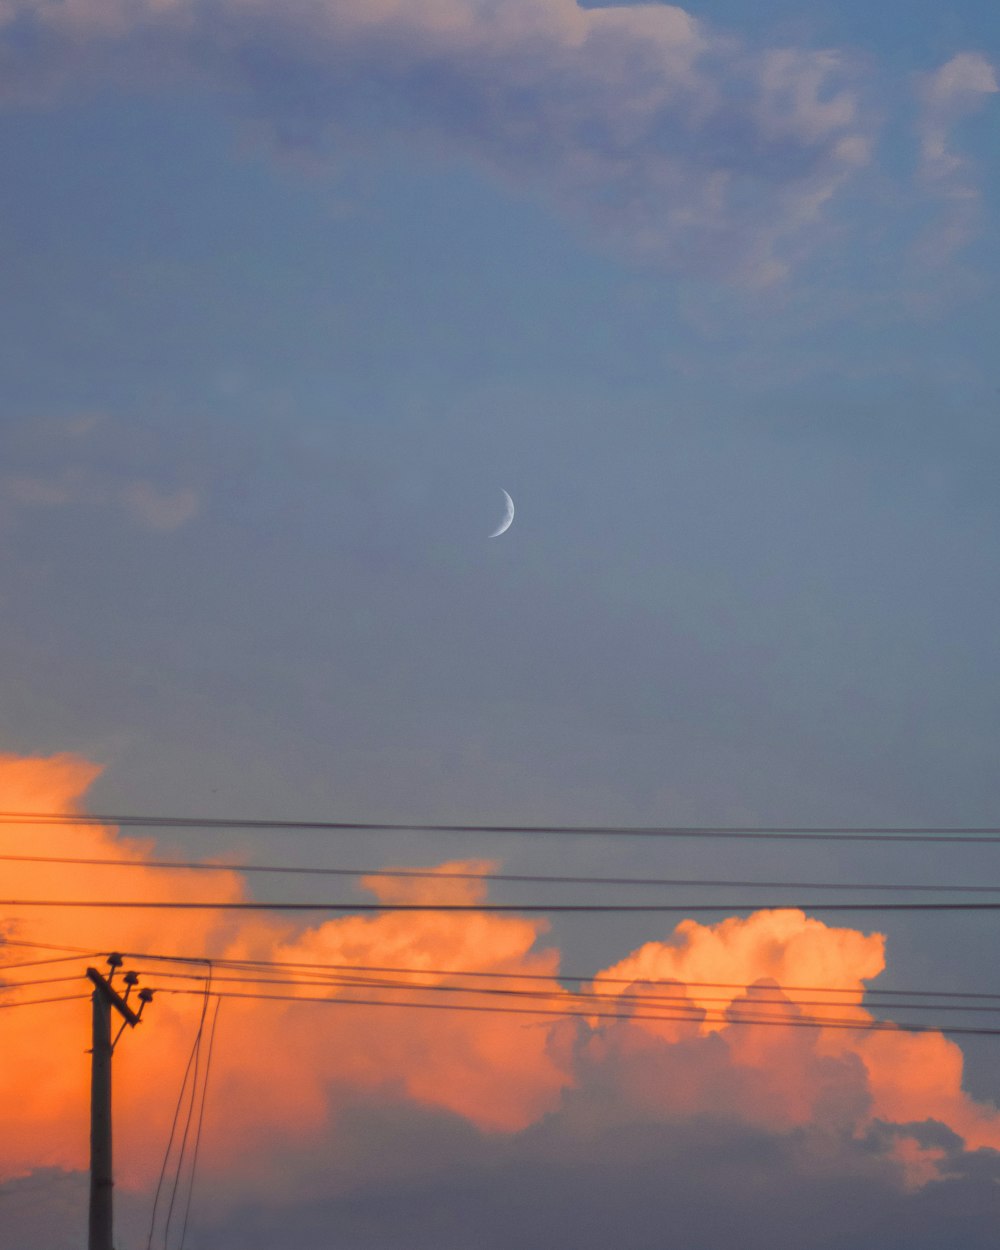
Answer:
[86,954,152,1250]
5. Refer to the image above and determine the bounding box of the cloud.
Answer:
[921,52,999,111]
[0,414,201,533]
[0,753,569,1188]
[0,0,876,283]
[2,750,1000,1241]
[0,468,200,531]
[121,480,199,531]
[2,4,996,282]
[196,1109,1000,1250]
[916,52,998,260]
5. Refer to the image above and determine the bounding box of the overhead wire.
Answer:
[114,946,1000,1004]
[146,963,212,1250]
[0,937,100,956]
[2,850,997,894]
[9,897,1000,912]
[131,966,1000,1018]
[0,936,968,1038]
[0,951,98,971]
[2,939,994,1010]
[162,966,212,1250]
[6,810,1000,842]
[0,973,96,992]
[3,935,996,1039]
[153,985,1000,1039]
[178,996,221,1250]
[0,993,90,1010]
[111,941,1000,1034]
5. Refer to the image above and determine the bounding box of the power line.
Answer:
[0,952,95,971]
[6,960,984,1016]
[152,985,1000,1040]
[8,898,1000,912]
[116,947,1000,1004]
[0,974,94,992]
[6,811,1000,842]
[4,851,997,895]
[162,972,212,1250]
[6,935,992,1009]
[0,993,89,1010]
[178,997,221,1250]
[132,967,1000,1018]
[0,937,101,956]
[146,968,212,1250]
[146,1025,198,1250]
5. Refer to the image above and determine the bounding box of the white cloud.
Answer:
[916,52,998,260]
[2,4,995,279]
[0,0,877,283]
[921,51,999,111]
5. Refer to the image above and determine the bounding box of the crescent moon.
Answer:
[489,489,515,538]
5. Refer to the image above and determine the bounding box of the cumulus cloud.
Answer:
[3,748,1000,1242]
[0,0,876,282]
[0,754,570,1189]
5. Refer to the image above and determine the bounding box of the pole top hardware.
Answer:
[87,966,142,1029]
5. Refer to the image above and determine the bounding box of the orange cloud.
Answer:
[587,909,1000,1167]
[0,755,569,1187]
[2,752,999,1201]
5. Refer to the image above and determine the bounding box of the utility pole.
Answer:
[86,953,153,1250]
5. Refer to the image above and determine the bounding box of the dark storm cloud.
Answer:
[202,1095,1000,1250]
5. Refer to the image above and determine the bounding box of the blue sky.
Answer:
[1,1,999,1243]
[0,0,997,873]
[1,30,997,830]
[1,0,999,955]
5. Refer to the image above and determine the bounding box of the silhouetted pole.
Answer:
[88,977,114,1250]
[86,955,153,1250]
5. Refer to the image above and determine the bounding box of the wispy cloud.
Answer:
[916,52,998,260]
[120,480,199,531]
[0,466,200,532]
[0,413,201,533]
[0,0,879,283]
[6,4,997,283]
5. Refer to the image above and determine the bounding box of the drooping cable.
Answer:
[145,965,211,1250]
[162,966,213,1250]
[178,996,222,1250]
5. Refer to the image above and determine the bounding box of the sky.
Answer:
[0,0,999,1246]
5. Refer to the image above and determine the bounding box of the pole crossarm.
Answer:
[86,967,141,1028]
